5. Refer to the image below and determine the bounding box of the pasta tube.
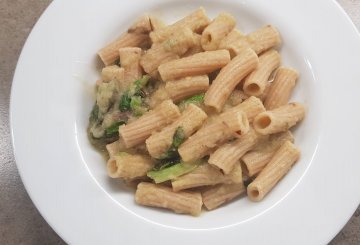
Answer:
[158,49,231,81]
[218,29,245,57]
[247,141,300,201]
[165,75,209,102]
[202,183,245,210]
[225,96,265,122]
[204,48,259,111]
[101,65,125,83]
[243,49,281,97]
[128,15,152,34]
[106,139,127,157]
[253,102,305,135]
[178,111,249,162]
[150,7,210,43]
[140,28,195,74]
[107,153,154,179]
[119,100,181,148]
[241,131,294,176]
[208,129,258,174]
[146,104,207,159]
[118,47,143,86]
[172,162,242,191]
[264,67,299,110]
[98,32,150,66]
[135,182,202,216]
[201,13,236,51]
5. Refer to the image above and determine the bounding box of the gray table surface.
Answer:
[1,0,359,244]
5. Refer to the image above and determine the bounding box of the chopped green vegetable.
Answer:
[119,93,131,112]
[158,127,185,160]
[178,93,205,110]
[90,104,100,122]
[129,75,151,96]
[105,121,126,137]
[119,75,150,114]
[130,96,147,116]
[147,162,198,183]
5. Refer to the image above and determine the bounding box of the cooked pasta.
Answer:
[204,48,259,111]
[89,9,306,215]
[247,141,300,201]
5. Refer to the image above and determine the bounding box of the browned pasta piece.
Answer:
[119,47,143,86]
[140,28,195,75]
[202,183,245,210]
[150,7,210,43]
[201,13,236,51]
[243,49,281,97]
[158,49,231,81]
[107,153,154,179]
[204,48,259,112]
[241,131,294,176]
[264,67,299,110]
[135,182,202,216]
[178,111,249,162]
[119,100,181,148]
[98,32,150,66]
[172,163,242,192]
[208,129,258,174]
[225,96,265,122]
[253,102,305,135]
[247,141,300,201]
[128,15,152,34]
[146,104,207,159]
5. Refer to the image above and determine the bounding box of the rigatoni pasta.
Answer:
[89,8,306,215]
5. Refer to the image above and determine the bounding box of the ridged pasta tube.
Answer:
[201,13,236,51]
[135,182,203,216]
[247,141,300,201]
[119,100,181,148]
[107,153,154,179]
[241,131,294,176]
[172,162,242,191]
[204,48,259,111]
[146,104,207,159]
[253,102,305,135]
[264,67,299,110]
[225,96,266,122]
[243,49,281,97]
[149,7,210,43]
[158,49,231,81]
[202,183,245,210]
[208,129,258,174]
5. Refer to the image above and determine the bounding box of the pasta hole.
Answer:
[246,83,260,94]
[249,188,260,198]
[205,33,212,44]
[257,115,271,129]
[108,159,118,175]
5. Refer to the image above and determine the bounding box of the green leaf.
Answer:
[130,96,147,117]
[119,93,131,112]
[147,162,198,183]
[105,121,126,137]
[90,104,100,122]
[178,93,205,110]
[158,127,185,160]
[129,75,150,96]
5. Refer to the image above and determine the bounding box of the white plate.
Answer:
[10,0,360,244]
